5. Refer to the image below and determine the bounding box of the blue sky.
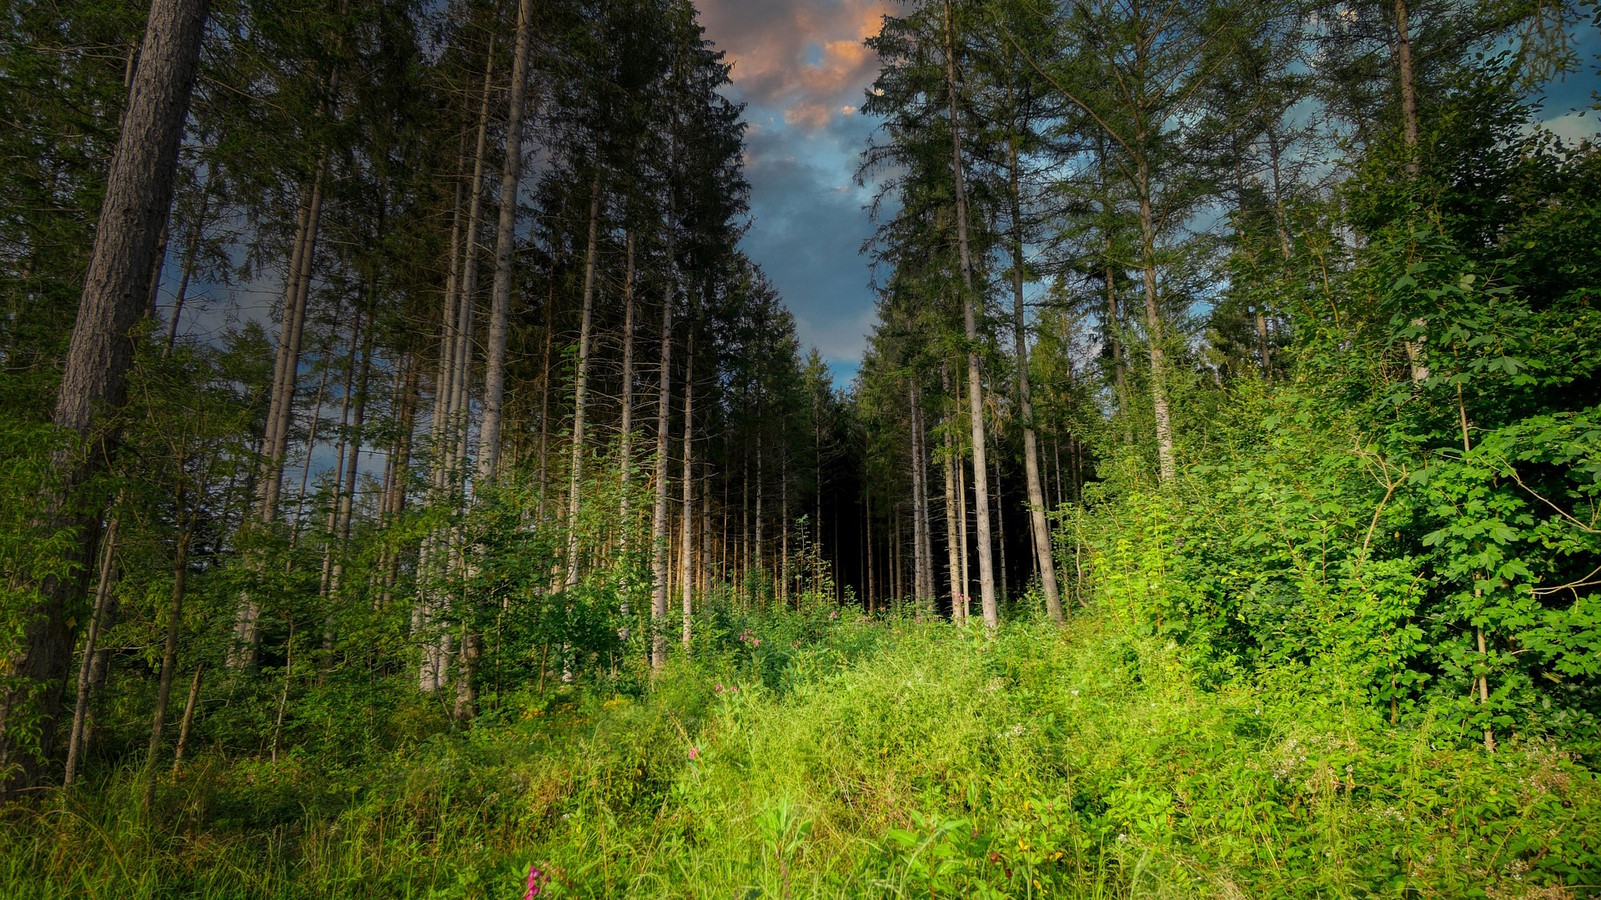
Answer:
[696,2,1599,388]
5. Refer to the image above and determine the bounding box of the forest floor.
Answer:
[4,608,1599,899]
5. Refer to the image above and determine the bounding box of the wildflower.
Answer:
[524,864,547,900]
[829,609,839,620]
[688,745,700,761]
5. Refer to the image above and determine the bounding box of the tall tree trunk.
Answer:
[865,491,876,613]
[2,0,208,793]
[1135,155,1176,483]
[1007,134,1062,624]
[941,366,963,621]
[680,328,694,646]
[330,308,371,596]
[649,244,674,669]
[476,0,534,487]
[536,280,554,520]
[1394,0,1419,171]
[618,231,636,542]
[444,36,497,493]
[565,171,603,587]
[943,0,998,629]
[617,232,636,631]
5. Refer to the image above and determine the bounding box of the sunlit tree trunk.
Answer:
[943,0,997,628]
[650,244,674,669]
[1006,135,1062,623]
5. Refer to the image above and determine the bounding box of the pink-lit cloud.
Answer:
[699,0,892,132]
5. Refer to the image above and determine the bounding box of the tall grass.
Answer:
[3,608,1598,898]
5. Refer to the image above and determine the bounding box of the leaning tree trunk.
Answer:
[1,0,208,795]
[943,0,997,629]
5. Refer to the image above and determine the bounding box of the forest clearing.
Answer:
[1,0,1599,895]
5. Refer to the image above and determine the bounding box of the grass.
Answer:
[3,608,1598,898]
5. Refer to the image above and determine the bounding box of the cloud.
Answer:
[701,0,891,133]
[699,1,892,384]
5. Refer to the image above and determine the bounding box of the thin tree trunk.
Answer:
[865,491,876,613]
[941,367,962,621]
[650,242,674,669]
[566,171,603,587]
[536,279,554,520]
[680,328,694,646]
[145,481,197,809]
[944,0,998,629]
[330,309,371,595]
[163,174,212,355]
[1136,155,1176,483]
[171,663,203,773]
[1007,135,1062,623]
[476,0,534,487]
[64,514,119,787]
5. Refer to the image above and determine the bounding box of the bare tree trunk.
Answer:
[618,232,636,539]
[163,173,212,354]
[3,0,208,792]
[330,310,371,596]
[680,329,694,646]
[145,482,197,810]
[565,172,603,587]
[908,381,928,616]
[476,0,534,487]
[1136,155,1176,483]
[941,369,962,621]
[171,663,203,773]
[1006,137,1062,624]
[865,491,876,613]
[536,281,554,520]
[944,0,997,629]
[650,245,674,669]
[64,514,119,787]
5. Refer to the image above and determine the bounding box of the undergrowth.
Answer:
[3,608,1596,898]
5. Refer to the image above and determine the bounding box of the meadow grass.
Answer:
[3,609,1597,898]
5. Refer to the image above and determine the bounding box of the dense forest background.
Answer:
[1,0,1599,895]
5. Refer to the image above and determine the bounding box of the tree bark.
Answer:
[943,0,998,629]
[680,328,694,646]
[476,0,534,486]
[1006,133,1062,624]
[565,171,603,587]
[650,241,674,669]
[2,0,208,793]
[1136,154,1176,483]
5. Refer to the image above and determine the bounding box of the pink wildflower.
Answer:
[688,745,700,760]
[524,864,547,900]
